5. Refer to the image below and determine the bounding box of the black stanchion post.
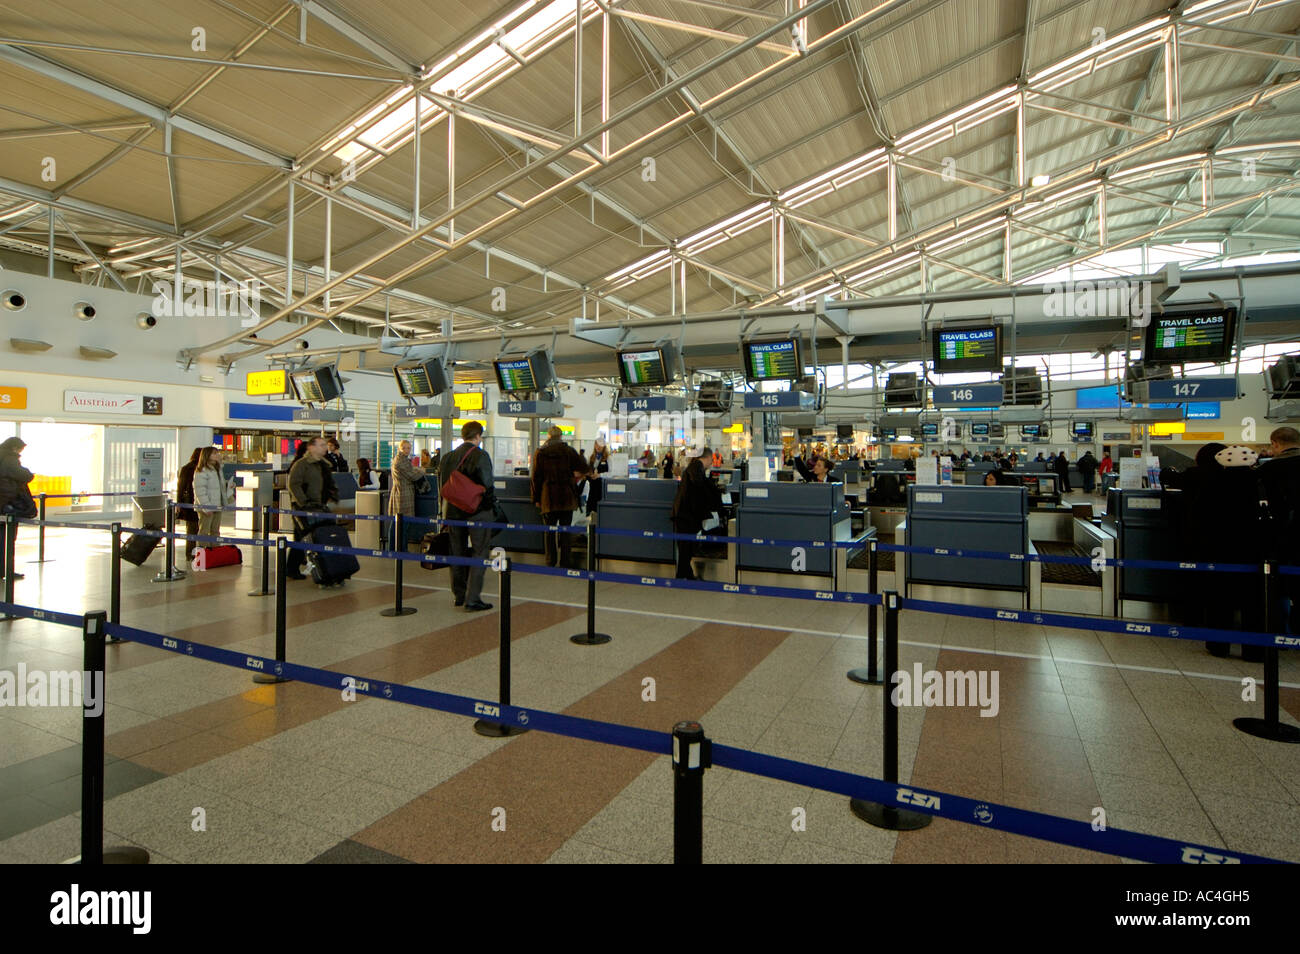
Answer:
[1234,561,1300,743]
[851,591,932,830]
[848,539,882,684]
[381,514,417,617]
[672,721,709,864]
[570,513,611,645]
[247,504,275,597]
[253,537,290,685]
[152,498,185,583]
[35,492,48,564]
[107,522,123,642]
[78,611,148,865]
[475,557,527,738]
[3,513,15,613]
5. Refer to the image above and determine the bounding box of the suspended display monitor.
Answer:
[988,422,1006,439]
[1072,421,1094,440]
[835,423,854,440]
[797,427,814,439]
[970,422,990,437]
[393,356,451,398]
[1143,306,1236,364]
[742,335,803,382]
[616,343,674,387]
[921,421,939,439]
[1000,367,1042,405]
[1267,355,1299,399]
[1020,424,1048,439]
[289,365,343,405]
[696,381,734,414]
[932,325,1001,374]
[493,349,555,394]
[884,372,923,407]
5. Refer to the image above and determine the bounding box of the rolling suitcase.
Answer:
[120,528,162,567]
[191,545,241,571]
[307,522,360,586]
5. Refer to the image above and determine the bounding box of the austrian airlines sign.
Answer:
[63,390,162,415]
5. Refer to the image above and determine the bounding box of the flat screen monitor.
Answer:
[743,335,800,382]
[836,423,854,440]
[1072,421,1094,439]
[616,346,670,387]
[289,365,342,404]
[884,372,923,407]
[1020,424,1045,439]
[971,422,990,436]
[921,422,939,438]
[797,427,813,439]
[393,357,451,398]
[932,325,1001,373]
[493,350,555,394]
[1143,307,1236,364]
[742,336,802,381]
[988,422,1005,439]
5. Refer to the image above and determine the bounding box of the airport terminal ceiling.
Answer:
[0,0,1298,370]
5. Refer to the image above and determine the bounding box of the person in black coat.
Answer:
[1077,451,1098,494]
[1259,427,1300,633]
[1053,451,1072,492]
[0,437,35,580]
[671,456,722,580]
[176,447,204,561]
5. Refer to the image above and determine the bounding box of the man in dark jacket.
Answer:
[1053,451,1072,492]
[1077,451,1098,494]
[1259,427,1300,633]
[439,421,495,611]
[286,437,336,580]
[324,438,349,473]
[0,437,34,581]
[531,426,589,567]
[177,447,203,561]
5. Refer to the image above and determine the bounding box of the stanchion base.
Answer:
[152,568,187,583]
[846,667,884,685]
[64,846,151,865]
[251,673,291,685]
[380,606,418,617]
[850,798,932,831]
[473,720,528,738]
[1232,717,1300,743]
[570,631,612,646]
[246,589,276,597]
[105,635,124,645]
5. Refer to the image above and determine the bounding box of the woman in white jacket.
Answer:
[193,447,234,541]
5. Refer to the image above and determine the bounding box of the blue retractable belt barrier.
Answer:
[92,619,1288,865]
[0,601,85,628]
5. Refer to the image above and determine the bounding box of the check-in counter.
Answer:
[354,491,383,549]
[492,476,545,555]
[235,469,277,534]
[902,484,1030,609]
[596,477,677,567]
[1102,488,1185,618]
[736,481,856,589]
[833,459,862,486]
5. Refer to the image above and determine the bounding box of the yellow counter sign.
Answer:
[0,386,28,409]
[246,370,289,396]
[453,391,485,411]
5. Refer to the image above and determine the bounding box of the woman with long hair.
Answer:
[193,446,234,542]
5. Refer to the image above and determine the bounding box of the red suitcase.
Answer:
[191,545,242,571]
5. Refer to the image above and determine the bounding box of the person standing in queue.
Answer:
[1053,450,1072,492]
[671,450,722,581]
[440,421,495,611]
[531,425,590,567]
[0,437,35,581]
[660,450,674,480]
[389,439,427,551]
[1098,449,1114,492]
[193,447,235,543]
[1077,450,1098,494]
[324,438,349,473]
[177,447,203,561]
[1259,426,1300,633]
[286,437,336,580]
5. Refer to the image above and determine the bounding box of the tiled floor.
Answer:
[0,521,1297,864]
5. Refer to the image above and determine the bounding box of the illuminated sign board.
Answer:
[245,370,290,396]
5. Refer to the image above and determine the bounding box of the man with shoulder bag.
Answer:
[438,421,496,611]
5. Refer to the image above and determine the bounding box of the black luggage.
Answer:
[420,530,451,570]
[307,522,360,586]
[120,528,162,566]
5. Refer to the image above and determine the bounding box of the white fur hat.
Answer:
[1214,445,1257,468]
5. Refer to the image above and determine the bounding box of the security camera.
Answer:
[136,312,157,329]
[74,301,96,320]
[2,290,25,311]
[299,340,310,349]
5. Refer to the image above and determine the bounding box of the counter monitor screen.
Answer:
[921,422,939,437]
[617,347,669,387]
[1073,421,1094,439]
[1020,424,1043,438]
[743,337,802,381]
[1144,307,1236,364]
[988,422,1005,439]
[971,422,990,436]
[494,357,537,393]
[393,357,450,398]
[290,366,342,404]
[932,325,1001,373]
